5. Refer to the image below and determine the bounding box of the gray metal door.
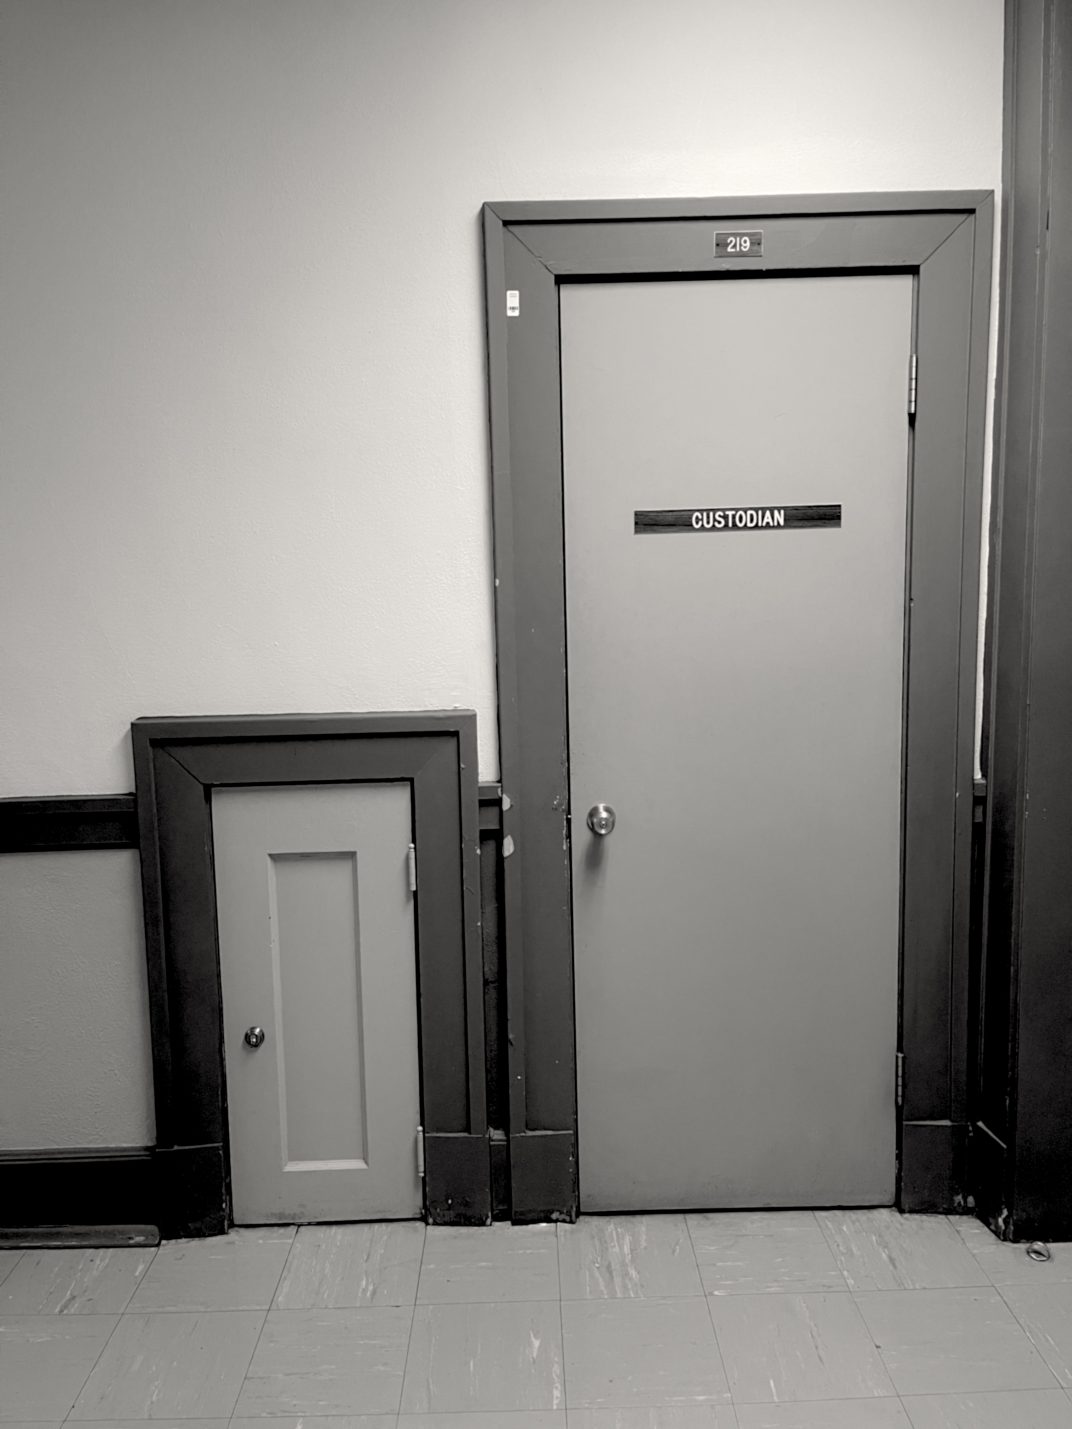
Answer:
[213,782,422,1223]
[563,275,913,1211]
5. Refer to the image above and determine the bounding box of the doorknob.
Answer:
[586,803,616,836]
[243,1026,266,1049]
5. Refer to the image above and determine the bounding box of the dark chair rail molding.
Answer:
[0,796,139,852]
[0,786,506,852]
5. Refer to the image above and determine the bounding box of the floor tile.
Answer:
[562,1298,729,1409]
[127,1229,293,1311]
[1002,1282,1072,1386]
[0,1248,154,1314]
[567,1409,738,1427]
[695,1230,845,1295]
[235,1420,395,1429]
[953,1218,1072,1286]
[902,1387,1072,1426]
[418,1224,559,1303]
[709,1291,893,1404]
[400,1415,567,1428]
[856,1286,1055,1395]
[68,1309,262,1419]
[0,1315,118,1421]
[402,1300,563,1413]
[559,1216,703,1300]
[76,1422,230,1429]
[0,1254,22,1288]
[687,1212,819,1238]
[274,1222,424,1307]
[818,1211,987,1291]
[235,1307,411,1416]
[736,1402,910,1427]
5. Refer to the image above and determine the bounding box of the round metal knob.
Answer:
[243,1026,266,1049]
[586,803,616,836]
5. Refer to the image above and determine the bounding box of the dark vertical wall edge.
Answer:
[978,0,1072,1241]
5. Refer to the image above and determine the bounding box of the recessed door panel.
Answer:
[213,782,421,1222]
[562,275,912,1211]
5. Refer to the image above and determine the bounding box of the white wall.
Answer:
[0,851,155,1149]
[0,0,1003,797]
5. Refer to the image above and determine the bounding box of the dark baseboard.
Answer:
[0,1225,159,1248]
[901,1120,968,1213]
[0,795,139,852]
[509,1130,577,1223]
[154,1144,228,1239]
[424,1132,491,1225]
[968,1120,1009,1234]
[489,1130,511,1220]
[0,1143,229,1239]
[0,1146,156,1229]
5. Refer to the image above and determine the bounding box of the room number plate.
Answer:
[714,229,764,257]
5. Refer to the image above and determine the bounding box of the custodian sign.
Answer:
[634,504,841,534]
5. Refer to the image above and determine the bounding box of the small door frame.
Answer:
[482,193,994,1222]
[131,711,486,1235]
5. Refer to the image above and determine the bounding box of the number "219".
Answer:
[714,230,764,258]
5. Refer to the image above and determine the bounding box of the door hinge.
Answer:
[407,843,417,894]
[416,1125,425,1179]
[896,1051,905,1108]
[908,353,918,418]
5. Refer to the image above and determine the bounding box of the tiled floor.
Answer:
[3,1211,1072,1426]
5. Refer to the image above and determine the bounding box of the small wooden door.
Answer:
[213,782,422,1223]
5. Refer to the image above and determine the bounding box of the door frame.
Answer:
[131,711,487,1235]
[482,193,994,1222]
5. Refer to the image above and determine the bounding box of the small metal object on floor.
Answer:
[0,1224,160,1249]
[1026,1239,1052,1261]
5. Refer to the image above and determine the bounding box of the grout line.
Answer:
[220,1238,292,1421]
[991,1279,1069,1392]
[684,1212,734,1405]
[555,1222,568,1415]
[0,1247,25,1294]
[266,1224,302,1310]
[394,1221,427,1415]
[56,1308,125,1426]
[221,1306,270,1420]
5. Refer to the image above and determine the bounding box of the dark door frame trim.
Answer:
[483,192,994,1221]
[131,711,487,1235]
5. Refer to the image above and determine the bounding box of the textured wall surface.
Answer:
[0,850,155,1149]
[0,0,1003,796]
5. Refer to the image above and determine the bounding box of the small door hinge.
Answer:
[908,353,918,418]
[407,843,417,894]
[506,289,520,317]
[416,1125,425,1178]
[896,1052,905,1108]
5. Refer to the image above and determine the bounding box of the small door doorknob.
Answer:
[586,803,616,836]
[243,1026,266,1049]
